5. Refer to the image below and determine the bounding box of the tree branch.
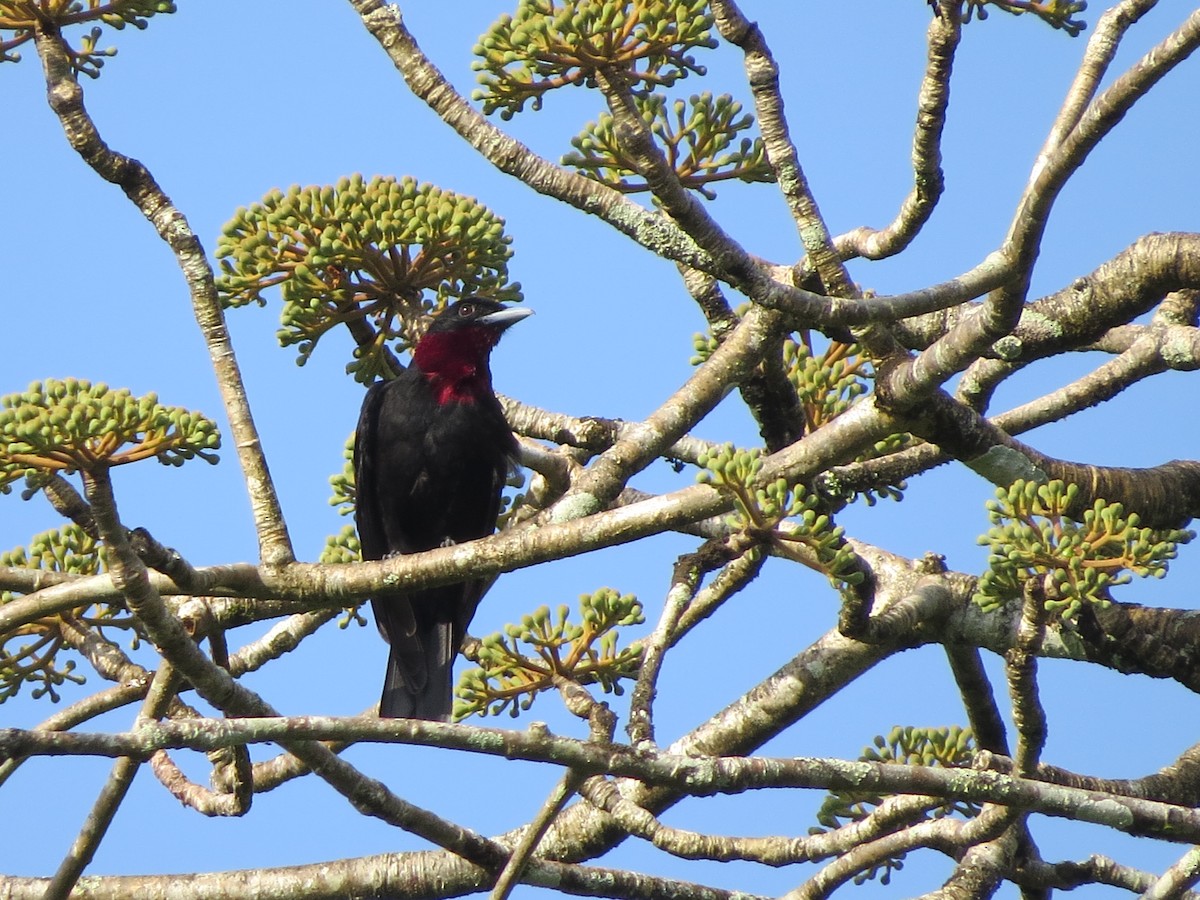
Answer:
[76,465,510,874]
[835,6,958,261]
[41,661,179,900]
[13,713,1200,844]
[708,0,855,297]
[31,23,294,566]
[886,4,1200,402]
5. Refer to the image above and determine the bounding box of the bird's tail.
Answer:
[378,619,456,721]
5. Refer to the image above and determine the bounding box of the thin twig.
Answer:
[491,772,585,900]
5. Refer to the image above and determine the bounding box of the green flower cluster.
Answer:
[0,379,220,492]
[961,0,1088,37]
[697,444,863,586]
[319,524,361,566]
[318,525,368,629]
[689,330,720,366]
[472,0,717,118]
[1,524,103,596]
[455,588,644,719]
[215,175,520,382]
[0,1,176,73]
[782,338,869,432]
[812,725,978,885]
[858,724,976,770]
[328,433,357,518]
[563,92,773,199]
[1,525,106,703]
[975,480,1193,622]
[693,333,907,506]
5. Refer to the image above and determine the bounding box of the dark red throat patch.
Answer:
[413,328,497,405]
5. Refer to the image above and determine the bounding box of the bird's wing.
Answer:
[354,378,418,642]
[353,380,389,562]
[419,400,517,649]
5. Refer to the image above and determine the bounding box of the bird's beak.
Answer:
[478,306,534,331]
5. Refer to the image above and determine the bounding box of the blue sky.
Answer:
[4,2,1200,896]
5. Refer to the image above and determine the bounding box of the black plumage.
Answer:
[354,298,531,720]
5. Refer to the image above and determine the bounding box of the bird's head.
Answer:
[412,298,532,398]
[424,298,533,341]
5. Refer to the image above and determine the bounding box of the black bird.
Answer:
[354,298,532,720]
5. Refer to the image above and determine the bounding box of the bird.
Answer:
[353,298,532,720]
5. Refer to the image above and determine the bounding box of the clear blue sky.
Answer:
[4,2,1200,896]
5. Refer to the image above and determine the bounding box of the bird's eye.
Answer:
[457,303,474,318]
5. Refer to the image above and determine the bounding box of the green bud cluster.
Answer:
[811,725,978,885]
[563,92,773,199]
[974,479,1193,621]
[0,1,175,72]
[1,525,107,703]
[471,0,717,119]
[696,443,764,495]
[786,337,909,506]
[961,0,1087,37]
[319,525,368,629]
[494,473,528,531]
[860,724,976,770]
[1,524,103,586]
[841,431,912,507]
[697,444,863,586]
[214,175,520,382]
[689,300,749,366]
[852,478,907,508]
[455,587,644,719]
[328,433,357,517]
[783,338,869,431]
[318,524,361,566]
[0,379,220,492]
[692,330,907,509]
[689,331,720,366]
